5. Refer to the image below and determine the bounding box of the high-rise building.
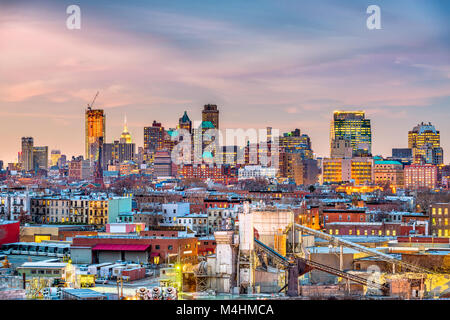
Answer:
[85,108,106,162]
[178,111,192,133]
[103,140,135,168]
[279,129,314,160]
[50,150,61,167]
[57,155,67,168]
[144,121,165,153]
[32,146,48,171]
[21,137,34,172]
[202,104,219,129]
[330,111,372,157]
[408,122,442,165]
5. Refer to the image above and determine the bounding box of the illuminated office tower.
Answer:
[408,122,442,165]
[33,146,48,171]
[50,150,61,167]
[144,121,165,153]
[279,128,314,160]
[202,104,219,129]
[330,111,372,157]
[85,108,106,162]
[21,137,34,172]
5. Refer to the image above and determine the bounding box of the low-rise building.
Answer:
[429,203,450,237]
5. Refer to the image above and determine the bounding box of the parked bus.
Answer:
[37,244,49,256]
[46,244,58,257]
[28,243,39,256]
[56,245,70,258]
[0,243,16,254]
[19,243,30,255]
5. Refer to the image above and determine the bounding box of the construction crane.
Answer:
[87,91,99,110]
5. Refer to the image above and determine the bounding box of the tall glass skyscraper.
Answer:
[408,122,442,165]
[330,111,372,157]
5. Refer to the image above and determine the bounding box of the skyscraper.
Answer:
[50,150,61,167]
[144,121,165,153]
[330,111,372,157]
[202,104,219,129]
[32,146,48,171]
[85,108,105,162]
[21,137,34,171]
[408,122,443,165]
[178,111,192,133]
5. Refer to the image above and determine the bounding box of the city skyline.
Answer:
[1,0,449,163]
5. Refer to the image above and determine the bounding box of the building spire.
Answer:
[124,115,128,132]
[120,114,132,143]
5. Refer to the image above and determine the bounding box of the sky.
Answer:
[0,0,449,163]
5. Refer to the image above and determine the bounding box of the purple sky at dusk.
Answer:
[0,0,449,164]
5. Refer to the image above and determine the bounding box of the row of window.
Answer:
[431,208,449,215]
[328,229,397,236]
[30,269,61,275]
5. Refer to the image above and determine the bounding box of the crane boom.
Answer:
[87,91,99,110]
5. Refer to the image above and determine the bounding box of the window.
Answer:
[348,230,352,235]
[386,230,390,236]
[168,245,173,250]
[46,270,52,274]
[356,230,360,236]
[39,270,45,274]
[378,230,382,236]
[364,230,368,236]
[393,230,397,236]
[335,229,339,235]
[155,245,160,250]
[31,270,37,274]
